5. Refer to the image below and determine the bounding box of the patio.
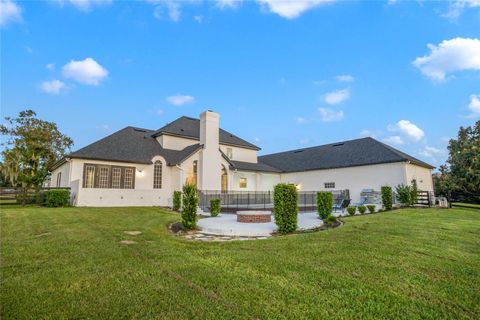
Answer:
[197,212,324,237]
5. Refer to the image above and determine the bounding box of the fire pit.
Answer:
[237,211,272,223]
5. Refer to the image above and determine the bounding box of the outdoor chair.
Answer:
[333,199,351,213]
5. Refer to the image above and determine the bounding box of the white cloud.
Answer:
[46,63,55,71]
[359,129,382,139]
[216,0,242,9]
[62,57,108,85]
[166,94,195,106]
[413,38,480,81]
[324,88,350,105]
[254,137,260,142]
[442,0,480,20]
[156,108,164,116]
[383,136,404,145]
[151,0,181,22]
[388,120,425,142]
[0,0,22,27]
[256,0,333,19]
[56,0,112,12]
[419,146,444,158]
[194,15,203,23]
[296,117,307,124]
[336,74,354,83]
[40,80,67,95]
[318,107,343,122]
[299,138,310,145]
[468,94,480,117]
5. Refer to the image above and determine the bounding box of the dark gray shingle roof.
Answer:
[68,127,201,166]
[259,137,434,172]
[231,160,282,173]
[152,116,260,150]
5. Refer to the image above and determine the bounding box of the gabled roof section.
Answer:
[259,137,434,172]
[67,126,202,166]
[231,160,282,173]
[151,116,260,150]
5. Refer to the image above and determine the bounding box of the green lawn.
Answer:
[1,207,479,319]
[452,202,480,209]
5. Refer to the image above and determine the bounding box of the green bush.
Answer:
[210,198,221,217]
[45,189,70,207]
[317,191,333,220]
[273,183,298,234]
[347,206,356,216]
[381,186,393,211]
[358,205,366,214]
[36,191,47,206]
[181,184,198,230]
[366,205,376,214]
[326,215,337,224]
[396,184,415,206]
[410,179,418,205]
[172,191,182,211]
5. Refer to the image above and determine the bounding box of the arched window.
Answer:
[153,160,162,189]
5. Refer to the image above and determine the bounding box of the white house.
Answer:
[50,110,434,207]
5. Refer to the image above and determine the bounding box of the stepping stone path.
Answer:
[124,231,142,236]
[119,240,137,245]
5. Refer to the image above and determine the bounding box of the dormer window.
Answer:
[227,147,233,159]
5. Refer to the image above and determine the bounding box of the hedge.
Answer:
[172,191,182,211]
[45,189,70,207]
[317,191,333,220]
[367,205,376,214]
[273,183,298,234]
[358,205,366,214]
[181,184,198,230]
[381,186,393,211]
[347,206,356,216]
[210,198,221,217]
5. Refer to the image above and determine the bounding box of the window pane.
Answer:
[324,182,335,189]
[124,168,134,189]
[153,161,162,189]
[112,167,121,189]
[240,178,247,188]
[84,165,95,188]
[56,172,61,187]
[98,167,110,188]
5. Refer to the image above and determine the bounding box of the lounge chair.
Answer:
[333,199,351,213]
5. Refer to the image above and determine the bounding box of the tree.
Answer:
[446,121,480,193]
[0,110,73,191]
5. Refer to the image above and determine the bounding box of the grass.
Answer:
[452,202,480,209]
[1,206,479,319]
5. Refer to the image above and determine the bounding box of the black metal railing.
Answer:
[198,189,350,213]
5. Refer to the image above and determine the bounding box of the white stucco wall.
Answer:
[50,162,71,188]
[280,162,412,203]
[232,171,258,191]
[157,134,198,151]
[405,163,434,191]
[68,158,176,207]
[219,144,257,163]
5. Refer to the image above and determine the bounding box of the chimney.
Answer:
[198,110,221,191]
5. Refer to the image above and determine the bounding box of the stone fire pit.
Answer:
[237,211,272,223]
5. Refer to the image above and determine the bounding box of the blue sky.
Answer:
[1,0,480,168]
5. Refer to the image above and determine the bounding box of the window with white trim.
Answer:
[112,167,121,189]
[84,165,95,188]
[324,182,335,189]
[153,160,162,189]
[98,166,110,188]
[56,172,62,187]
[239,177,247,188]
[226,147,233,159]
[124,168,134,189]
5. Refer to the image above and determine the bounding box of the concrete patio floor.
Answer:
[197,212,324,237]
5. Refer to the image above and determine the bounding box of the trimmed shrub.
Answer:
[45,189,70,207]
[358,205,367,214]
[366,205,376,214]
[395,184,412,206]
[273,183,298,234]
[347,206,356,216]
[326,215,337,224]
[410,179,418,205]
[317,191,333,220]
[381,186,393,211]
[181,184,199,230]
[172,191,182,211]
[210,198,221,217]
